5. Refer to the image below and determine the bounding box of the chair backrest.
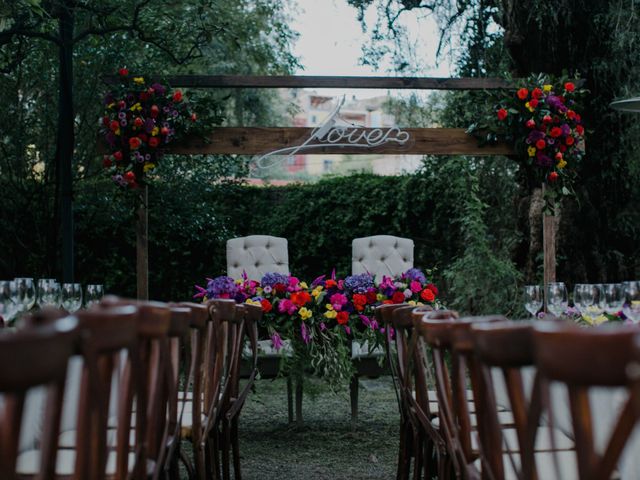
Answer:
[351,235,414,282]
[226,235,289,281]
[533,323,640,480]
[0,317,78,479]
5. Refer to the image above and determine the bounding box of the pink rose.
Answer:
[278,299,298,315]
[410,281,422,293]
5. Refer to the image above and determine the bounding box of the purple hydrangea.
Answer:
[151,83,166,95]
[260,272,289,288]
[206,276,238,299]
[344,273,375,293]
[403,268,427,284]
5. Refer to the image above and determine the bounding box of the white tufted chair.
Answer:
[226,235,289,281]
[350,235,414,429]
[352,235,414,283]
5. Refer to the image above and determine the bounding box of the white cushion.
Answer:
[243,339,293,358]
[352,235,414,282]
[351,340,385,359]
[473,450,578,480]
[470,426,574,452]
[433,410,514,429]
[226,236,289,281]
[16,449,140,475]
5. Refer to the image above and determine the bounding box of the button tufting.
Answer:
[380,256,386,261]
[369,242,373,248]
[394,242,398,248]
[234,263,239,268]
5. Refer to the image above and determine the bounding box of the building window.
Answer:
[311,114,317,124]
[323,159,333,172]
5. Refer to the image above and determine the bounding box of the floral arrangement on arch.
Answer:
[100,68,197,189]
[194,267,440,386]
[468,74,586,209]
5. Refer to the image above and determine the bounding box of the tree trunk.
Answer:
[58,1,75,282]
[136,186,149,300]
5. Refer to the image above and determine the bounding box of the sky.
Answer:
[289,0,454,99]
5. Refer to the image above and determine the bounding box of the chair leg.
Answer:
[231,417,241,480]
[295,378,303,428]
[286,377,294,424]
[350,375,359,431]
[398,419,412,480]
[413,431,422,480]
[222,420,232,480]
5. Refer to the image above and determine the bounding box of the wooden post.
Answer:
[136,186,149,300]
[542,185,556,311]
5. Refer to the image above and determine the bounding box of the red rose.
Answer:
[497,108,508,121]
[548,171,559,183]
[564,82,575,92]
[555,152,563,161]
[260,299,272,313]
[559,144,567,152]
[576,125,584,135]
[291,291,311,307]
[567,110,576,120]
[150,105,159,118]
[550,127,562,138]
[352,293,367,311]
[531,87,543,100]
[517,88,528,100]
[124,171,136,182]
[160,127,170,136]
[110,120,119,132]
[543,115,552,124]
[113,151,123,161]
[529,98,539,109]
[420,288,435,302]
[366,291,377,304]
[525,119,536,129]
[134,117,143,128]
[336,311,349,325]
[173,90,183,102]
[118,68,128,77]
[575,114,582,123]
[274,284,286,294]
[391,291,405,304]
[565,136,575,146]
[191,112,197,122]
[129,137,142,150]
[149,137,159,148]
[426,283,439,296]
[102,156,112,168]
[535,139,546,150]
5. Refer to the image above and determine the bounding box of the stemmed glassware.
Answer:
[623,281,640,323]
[85,284,104,308]
[524,285,543,318]
[0,280,21,322]
[38,278,61,308]
[61,283,83,312]
[603,283,625,314]
[14,277,36,314]
[546,282,568,318]
[573,284,594,315]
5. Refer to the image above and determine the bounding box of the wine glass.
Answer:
[0,280,21,322]
[85,284,104,308]
[546,282,568,318]
[61,283,83,312]
[14,277,36,313]
[573,284,594,315]
[603,283,624,314]
[524,285,543,318]
[38,278,61,308]
[622,281,640,323]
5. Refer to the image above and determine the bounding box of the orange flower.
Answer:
[291,291,311,307]
[517,88,528,100]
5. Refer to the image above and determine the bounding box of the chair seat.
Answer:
[16,449,153,476]
[473,450,579,480]
[470,426,574,452]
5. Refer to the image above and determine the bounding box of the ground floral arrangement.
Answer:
[195,268,440,386]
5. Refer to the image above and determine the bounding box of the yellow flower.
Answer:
[133,77,145,85]
[235,279,242,285]
[543,84,552,92]
[325,303,334,311]
[526,102,535,112]
[593,315,608,325]
[115,129,120,136]
[299,307,312,320]
[408,300,416,306]
[557,159,567,169]
[324,310,337,319]
[528,146,536,157]
[107,102,115,110]
[312,287,323,298]
[143,163,156,173]
[300,282,308,289]
[245,298,261,307]
[130,102,142,112]
[416,302,424,306]
[151,127,159,136]
[376,293,384,301]
[257,287,263,295]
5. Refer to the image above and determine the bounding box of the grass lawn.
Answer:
[234,376,400,480]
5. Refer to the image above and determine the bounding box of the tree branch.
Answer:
[72,0,152,43]
[0,28,61,46]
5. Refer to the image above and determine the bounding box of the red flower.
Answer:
[517,88,528,100]
[420,288,435,302]
[149,137,159,148]
[559,145,567,152]
[529,98,539,109]
[366,291,377,304]
[134,117,143,128]
[139,92,149,102]
[325,279,337,289]
[382,300,394,305]
[555,152,563,161]
[291,291,311,307]
[548,171,558,183]
[564,82,575,92]
[129,137,142,150]
[531,87,543,100]
[118,100,126,110]
[576,125,584,135]
[118,68,128,77]
[124,171,136,182]
[352,293,367,311]
[102,156,112,168]
[535,139,546,150]
[274,284,286,294]
[160,127,169,136]
[102,116,110,126]
[109,120,119,132]
[567,110,576,120]
[113,151,123,161]
[173,90,183,102]
[391,291,405,304]
[575,114,582,123]
[138,133,148,143]
[426,283,439,296]
[150,105,159,118]
[543,115,552,124]
[525,119,536,129]
[550,127,562,138]
[565,136,575,146]
[191,113,197,122]
[497,108,508,121]
[260,299,272,313]
[336,311,349,325]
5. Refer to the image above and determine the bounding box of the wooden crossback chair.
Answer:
[0,317,78,480]
[533,323,640,480]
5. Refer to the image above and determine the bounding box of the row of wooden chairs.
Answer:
[379,304,640,480]
[0,297,261,480]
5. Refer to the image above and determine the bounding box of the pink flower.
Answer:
[278,299,298,315]
[330,293,348,311]
[410,281,422,293]
[271,332,284,351]
[287,276,301,291]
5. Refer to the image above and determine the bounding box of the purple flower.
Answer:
[403,268,426,284]
[344,273,375,293]
[144,118,155,133]
[151,83,166,95]
[535,153,552,167]
[120,119,127,127]
[118,112,126,120]
[527,130,545,143]
[301,323,311,344]
[546,95,568,113]
[319,322,326,331]
[261,272,289,289]
[271,331,284,351]
[359,314,371,328]
[311,275,326,288]
[205,276,238,299]
[561,124,571,136]
[344,326,351,335]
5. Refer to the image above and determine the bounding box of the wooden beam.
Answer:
[168,127,514,156]
[103,75,517,90]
